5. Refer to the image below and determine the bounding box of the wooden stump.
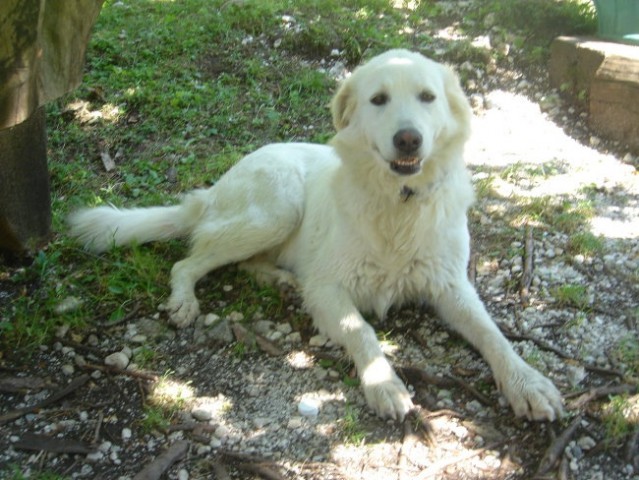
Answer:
[0,107,51,253]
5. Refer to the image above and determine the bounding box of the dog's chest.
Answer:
[343,234,448,318]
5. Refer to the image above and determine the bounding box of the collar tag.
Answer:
[400,185,416,202]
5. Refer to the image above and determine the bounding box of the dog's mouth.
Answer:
[390,156,422,176]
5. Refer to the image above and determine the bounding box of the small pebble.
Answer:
[204,313,220,327]
[192,408,214,422]
[122,428,132,441]
[104,352,129,370]
[298,398,320,417]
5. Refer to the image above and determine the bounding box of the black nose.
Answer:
[393,128,422,154]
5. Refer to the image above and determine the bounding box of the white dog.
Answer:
[69,49,563,421]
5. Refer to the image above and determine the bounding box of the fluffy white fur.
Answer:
[69,50,563,421]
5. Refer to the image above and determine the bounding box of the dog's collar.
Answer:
[400,185,416,202]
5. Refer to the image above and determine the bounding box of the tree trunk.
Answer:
[0,107,50,252]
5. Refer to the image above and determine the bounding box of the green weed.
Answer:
[601,395,637,447]
[551,284,590,310]
[612,335,639,377]
[341,404,368,445]
[567,231,605,256]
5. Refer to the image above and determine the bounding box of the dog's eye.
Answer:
[370,93,389,106]
[419,91,436,103]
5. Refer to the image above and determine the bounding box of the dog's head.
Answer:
[330,49,471,178]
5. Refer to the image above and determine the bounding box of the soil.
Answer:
[2,3,639,480]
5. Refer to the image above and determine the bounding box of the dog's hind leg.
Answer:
[166,208,300,328]
[239,258,299,289]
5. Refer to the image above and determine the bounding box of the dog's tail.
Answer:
[68,191,207,252]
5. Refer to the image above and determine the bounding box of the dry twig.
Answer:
[133,440,189,480]
[0,374,90,425]
[14,432,94,454]
[82,363,159,382]
[399,366,492,406]
[232,323,283,356]
[567,383,637,410]
[534,415,582,477]
[415,440,507,479]
[520,224,534,306]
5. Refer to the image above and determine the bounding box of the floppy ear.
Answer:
[330,78,356,130]
[441,64,472,140]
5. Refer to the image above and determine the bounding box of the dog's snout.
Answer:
[393,128,422,154]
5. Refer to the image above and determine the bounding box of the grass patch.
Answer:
[340,404,368,446]
[567,231,605,256]
[551,284,590,310]
[601,394,638,447]
[513,196,595,234]
[612,335,639,377]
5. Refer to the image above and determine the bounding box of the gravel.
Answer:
[2,6,639,480]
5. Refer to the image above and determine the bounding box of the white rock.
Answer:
[61,364,75,376]
[309,334,328,347]
[276,323,293,335]
[121,346,133,359]
[577,436,596,450]
[214,425,229,439]
[253,417,272,428]
[227,311,244,322]
[177,469,189,480]
[298,398,320,417]
[286,332,302,344]
[204,313,220,327]
[54,297,83,315]
[287,416,303,429]
[192,408,214,422]
[85,451,104,462]
[121,428,132,441]
[104,352,129,370]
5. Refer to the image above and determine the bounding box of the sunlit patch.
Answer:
[149,376,195,408]
[287,350,315,369]
[64,100,123,124]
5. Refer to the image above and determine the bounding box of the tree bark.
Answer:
[0,106,50,252]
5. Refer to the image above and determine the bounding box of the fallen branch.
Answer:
[0,376,51,393]
[534,414,582,477]
[221,450,287,480]
[501,330,571,360]
[625,425,639,468]
[520,224,534,306]
[14,432,94,454]
[232,323,283,357]
[82,363,159,382]
[468,250,477,286]
[211,461,232,480]
[567,384,637,410]
[234,462,287,480]
[133,440,189,480]
[415,440,507,479]
[0,374,90,425]
[398,419,417,480]
[399,366,492,406]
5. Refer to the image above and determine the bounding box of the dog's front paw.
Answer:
[361,360,413,421]
[166,295,200,328]
[499,361,564,421]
